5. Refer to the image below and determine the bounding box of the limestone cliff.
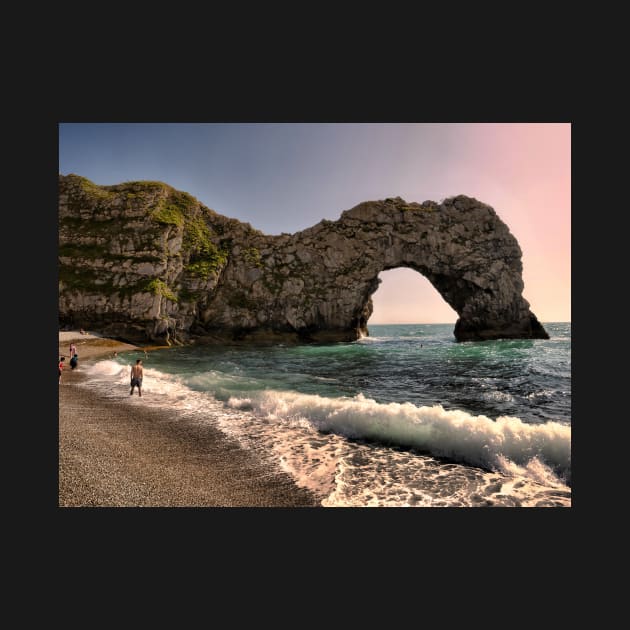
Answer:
[58,174,549,344]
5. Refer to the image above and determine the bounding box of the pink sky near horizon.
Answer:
[370,123,571,324]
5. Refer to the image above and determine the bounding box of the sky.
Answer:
[58,123,570,324]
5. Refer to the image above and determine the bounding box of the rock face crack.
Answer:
[59,176,548,344]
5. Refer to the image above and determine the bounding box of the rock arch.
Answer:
[251,195,548,343]
[58,176,549,344]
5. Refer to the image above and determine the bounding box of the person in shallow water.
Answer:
[59,356,65,384]
[70,353,78,370]
[130,359,143,397]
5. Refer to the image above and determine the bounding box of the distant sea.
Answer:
[82,323,571,507]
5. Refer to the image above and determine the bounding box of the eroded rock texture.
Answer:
[59,175,548,344]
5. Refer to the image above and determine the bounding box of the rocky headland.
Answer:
[59,174,548,345]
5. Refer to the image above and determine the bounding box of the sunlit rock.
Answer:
[59,176,548,344]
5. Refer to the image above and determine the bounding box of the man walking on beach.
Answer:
[130,359,143,397]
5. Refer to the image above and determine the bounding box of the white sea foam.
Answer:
[80,359,571,506]
[482,390,516,402]
[87,360,126,377]
[226,390,571,481]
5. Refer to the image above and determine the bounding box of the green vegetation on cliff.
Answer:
[147,188,231,280]
[243,247,263,268]
[184,215,213,251]
[123,180,172,189]
[145,278,178,302]
[75,175,114,200]
[183,215,229,279]
[59,268,178,304]
[151,202,186,227]
[185,256,226,279]
[151,190,198,227]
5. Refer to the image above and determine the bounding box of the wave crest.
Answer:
[227,390,571,482]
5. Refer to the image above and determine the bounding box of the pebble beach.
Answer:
[58,332,321,507]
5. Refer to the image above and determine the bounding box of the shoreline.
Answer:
[58,333,322,507]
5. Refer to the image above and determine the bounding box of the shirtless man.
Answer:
[130,359,144,397]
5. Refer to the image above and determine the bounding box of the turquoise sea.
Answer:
[82,323,571,507]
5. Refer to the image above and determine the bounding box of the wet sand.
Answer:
[58,333,322,507]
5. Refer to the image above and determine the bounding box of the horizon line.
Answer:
[368,321,570,325]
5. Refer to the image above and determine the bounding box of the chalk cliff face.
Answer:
[58,174,548,344]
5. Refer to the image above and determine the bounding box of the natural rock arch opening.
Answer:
[369,267,458,325]
[352,261,493,340]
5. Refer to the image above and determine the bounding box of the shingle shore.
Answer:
[58,333,322,507]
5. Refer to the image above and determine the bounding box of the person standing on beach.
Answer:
[59,356,65,384]
[130,359,143,397]
[69,342,77,359]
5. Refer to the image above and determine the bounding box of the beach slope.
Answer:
[58,333,321,507]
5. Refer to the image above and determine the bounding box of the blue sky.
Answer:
[59,123,570,323]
